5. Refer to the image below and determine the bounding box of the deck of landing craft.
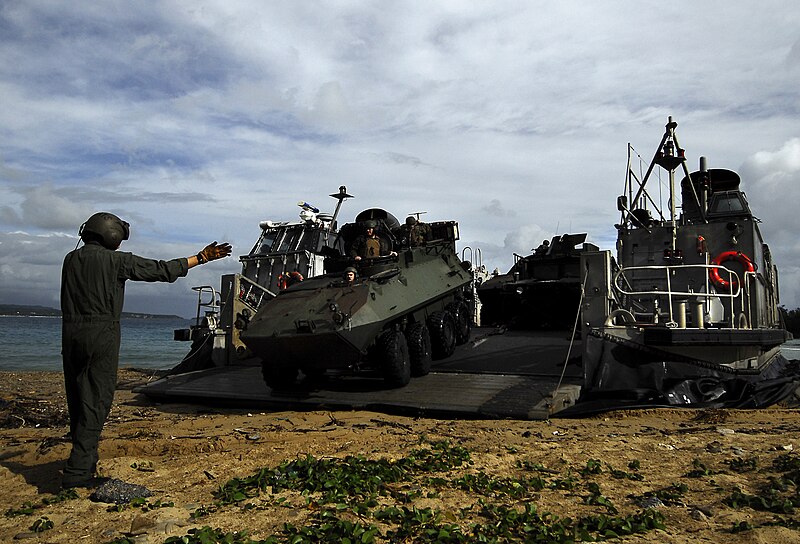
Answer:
[137,328,583,420]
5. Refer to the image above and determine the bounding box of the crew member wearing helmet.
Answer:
[342,266,358,284]
[60,212,232,489]
[348,219,396,261]
[398,216,431,248]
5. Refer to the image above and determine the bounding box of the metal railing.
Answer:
[190,285,220,328]
[612,263,757,329]
[461,246,486,326]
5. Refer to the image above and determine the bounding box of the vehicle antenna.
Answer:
[329,186,354,231]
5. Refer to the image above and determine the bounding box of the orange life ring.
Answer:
[709,251,754,291]
[277,271,304,290]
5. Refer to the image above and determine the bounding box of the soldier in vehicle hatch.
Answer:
[349,219,396,261]
[398,216,431,248]
[342,266,358,284]
[60,212,231,489]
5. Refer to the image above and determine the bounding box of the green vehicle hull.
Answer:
[241,218,474,389]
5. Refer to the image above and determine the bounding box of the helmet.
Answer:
[405,216,417,226]
[79,212,130,249]
[363,219,378,230]
[344,266,357,274]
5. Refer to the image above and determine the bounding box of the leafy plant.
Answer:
[281,508,379,543]
[580,458,603,476]
[548,471,578,490]
[642,483,688,506]
[725,456,758,473]
[451,472,544,498]
[516,459,559,474]
[724,451,800,514]
[214,441,472,506]
[41,488,79,505]
[160,441,669,544]
[106,497,175,513]
[189,505,218,519]
[725,486,798,513]
[773,452,800,472]
[584,482,618,514]
[607,464,644,481]
[686,458,715,478]
[5,489,78,517]
[730,520,754,533]
[4,501,36,518]
[29,516,53,532]
[161,526,272,544]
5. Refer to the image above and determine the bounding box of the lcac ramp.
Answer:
[137,328,582,420]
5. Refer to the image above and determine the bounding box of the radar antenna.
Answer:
[329,186,354,231]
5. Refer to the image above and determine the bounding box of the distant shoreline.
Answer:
[0,304,186,320]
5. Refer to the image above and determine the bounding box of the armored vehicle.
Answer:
[172,187,353,372]
[239,208,474,388]
[477,233,597,329]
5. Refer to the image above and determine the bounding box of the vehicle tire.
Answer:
[261,361,298,390]
[406,322,432,377]
[428,310,456,359]
[379,329,411,388]
[447,301,472,345]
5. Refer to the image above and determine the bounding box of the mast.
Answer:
[328,185,354,231]
[653,117,686,251]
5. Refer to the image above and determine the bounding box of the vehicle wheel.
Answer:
[379,329,411,387]
[447,301,472,345]
[406,322,432,377]
[428,310,456,359]
[461,299,474,341]
[261,361,298,390]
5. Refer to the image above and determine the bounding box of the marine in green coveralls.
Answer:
[60,212,231,489]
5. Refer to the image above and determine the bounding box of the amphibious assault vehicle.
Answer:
[240,208,474,389]
[477,233,597,329]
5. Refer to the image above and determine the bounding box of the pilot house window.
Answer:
[708,192,749,216]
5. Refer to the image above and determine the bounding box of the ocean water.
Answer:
[0,316,194,371]
[784,339,800,360]
[1,315,798,372]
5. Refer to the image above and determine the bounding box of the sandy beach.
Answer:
[2,368,800,543]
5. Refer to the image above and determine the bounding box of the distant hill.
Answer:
[0,304,185,320]
[0,304,61,317]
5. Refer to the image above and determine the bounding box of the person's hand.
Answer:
[198,241,232,263]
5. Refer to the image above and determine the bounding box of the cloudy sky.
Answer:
[1,1,799,317]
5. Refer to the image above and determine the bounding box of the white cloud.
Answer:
[738,138,800,310]
[482,199,516,218]
[20,184,94,230]
[0,1,798,313]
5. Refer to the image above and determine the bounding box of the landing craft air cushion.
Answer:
[575,117,794,410]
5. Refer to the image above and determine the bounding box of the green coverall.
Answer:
[60,241,189,486]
